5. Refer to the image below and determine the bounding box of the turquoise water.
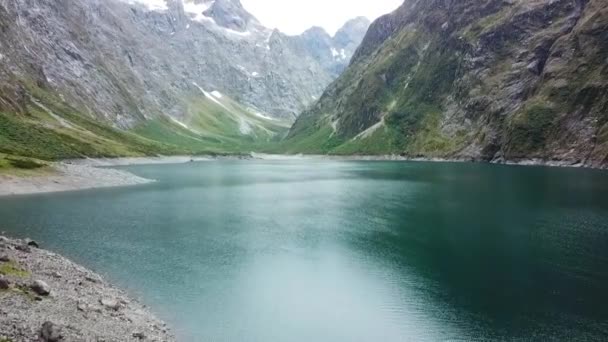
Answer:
[1,160,608,341]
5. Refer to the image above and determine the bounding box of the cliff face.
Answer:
[0,0,368,160]
[286,0,608,167]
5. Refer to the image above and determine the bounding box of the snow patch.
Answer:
[354,118,385,140]
[239,118,253,135]
[211,91,223,99]
[331,48,347,60]
[192,82,230,111]
[169,117,189,129]
[251,72,259,77]
[251,110,278,121]
[122,0,168,11]
[183,1,215,22]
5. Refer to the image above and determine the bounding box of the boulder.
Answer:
[15,244,31,253]
[39,321,63,342]
[100,298,121,311]
[0,275,10,290]
[31,280,51,296]
[132,332,146,340]
[25,239,40,248]
[0,254,10,262]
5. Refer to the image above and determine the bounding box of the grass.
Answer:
[505,103,557,157]
[0,261,30,278]
[0,78,292,161]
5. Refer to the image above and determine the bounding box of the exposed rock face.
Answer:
[286,17,372,78]
[287,0,608,167]
[0,0,368,128]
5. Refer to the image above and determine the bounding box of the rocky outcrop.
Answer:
[286,0,608,167]
[0,235,174,342]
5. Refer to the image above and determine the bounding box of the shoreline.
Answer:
[0,154,604,197]
[0,156,214,197]
[0,235,174,341]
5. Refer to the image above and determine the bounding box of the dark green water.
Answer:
[1,160,608,341]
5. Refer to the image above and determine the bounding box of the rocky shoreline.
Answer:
[0,235,174,342]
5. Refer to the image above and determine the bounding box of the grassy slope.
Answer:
[0,83,290,173]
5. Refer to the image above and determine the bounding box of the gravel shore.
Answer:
[0,235,175,342]
[0,156,213,197]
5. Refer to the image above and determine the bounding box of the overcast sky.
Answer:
[241,0,403,35]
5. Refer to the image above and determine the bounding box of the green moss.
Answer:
[0,261,30,278]
[406,111,469,157]
[460,6,513,43]
[0,337,14,342]
[505,104,557,156]
[6,157,46,169]
[332,124,406,155]
[279,122,344,154]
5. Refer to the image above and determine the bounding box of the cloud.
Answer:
[241,0,403,35]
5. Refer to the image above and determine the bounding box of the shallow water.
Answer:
[1,160,608,341]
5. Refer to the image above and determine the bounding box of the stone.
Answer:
[77,301,89,312]
[39,321,63,342]
[132,332,146,340]
[0,275,10,290]
[100,298,120,311]
[50,271,62,278]
[31,280,51,296]
[15,244,31,253]
[0,254,10,262]
[25,239,40,248]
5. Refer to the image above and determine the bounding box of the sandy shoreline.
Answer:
[0,154,604,197]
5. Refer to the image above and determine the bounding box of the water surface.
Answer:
[1,160,608,341]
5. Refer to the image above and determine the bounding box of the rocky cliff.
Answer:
[0,0,368,162]
[286,0,608,168]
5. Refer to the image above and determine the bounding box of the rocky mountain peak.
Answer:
[202,0,258,32]
[334,16,371,47]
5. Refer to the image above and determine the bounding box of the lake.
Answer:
[1,160,608,341]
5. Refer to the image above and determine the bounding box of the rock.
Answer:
[0,275,10,290]
[0,254,10,262]
[39,321,63,342]
[85,275,101,283]
[100,298,121,311]
[132,332,146,340]
[31,280,51,296]
[77,301,88,312]
[25,239,40,248]
[50,271,63,279]
[15,244,31,253]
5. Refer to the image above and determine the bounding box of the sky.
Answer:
[241,0,403,35]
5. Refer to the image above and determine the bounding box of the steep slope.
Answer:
[0,0,367,164]
[286,0,608,167]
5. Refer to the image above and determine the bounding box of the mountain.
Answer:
[0,0,368,162]
[285,0,608,167]
[286,17,372,78]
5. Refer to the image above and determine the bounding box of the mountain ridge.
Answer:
[0,0,368,164]
[285,0,608,168]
